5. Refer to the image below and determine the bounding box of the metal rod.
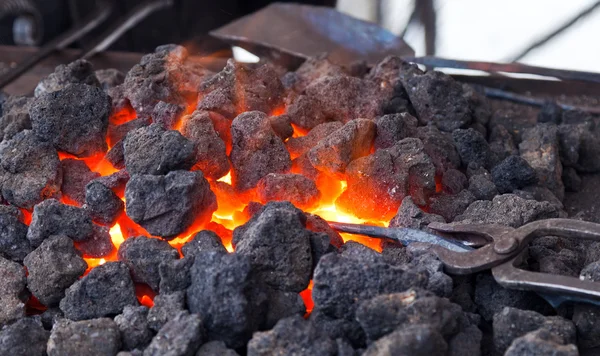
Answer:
[483,87,600,114]
[0,0,114,89]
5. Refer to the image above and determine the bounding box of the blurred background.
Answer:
[0,0,597,70]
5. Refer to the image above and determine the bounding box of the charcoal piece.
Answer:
[181,230,227,258]
[125,170,217,238]
[284,54,347,93]
[455,194,559,228]
[505,329,578,356]
[76,225,115,258]
[580,261,600,282]
[269,114,294,140]
[374,112,418,150]
[256,173,321,209]
[362,325,448,356]
[366,55,416,87]
[60,261,137,320]
[0,130,62,209]
[186,252,267,349]
[194,110,232,151]
[381,241,412,266]
[108,117,151,147]
[124,45,207,117]
[513,185,564,213]
[180,111,229,180]
[572,303,600,349]
[115,306,152,351]
[493,306,576,355]
[562,167,581,192]
[118,236,179,291]
[0,317,49,356]
[198,59,285,117]
[307,119,376,178]
[85,181,124,226]
[467,174,498,201]
[489,124,518,160]
[159,257,193,293]
[263,287,306,329]
[91,169,129,191]
[152,101,184,129]
[0,95,32,141]
[196,341,239,356]
[462,83,491,127]
[286,121,343,157]
[144,311,204,356]
[415,125,461,174]
[105,141,125,169]
[147,291,186,331]
[285,94,330,130]
[123,124,196,175]
[447,324,483,356]
[0,208,30,262]
[61,158,100,205]
[442,169,468,194]
[24,235,87,306]
[47,318,121,356]
[428,190,476,222]
[35,59,100,97]
[452,128,495,168]
[340,241,382,264]
[389,196,445,232]
[557,123,588,167]
[0,256,26,324]
[40,308,63,330]
[400,70,472,132]
[519,123,564,200]
[474,273,551,322]
[337,138,436,220]
[248,315,345,356]
[491,155,538,193]
[312,252,428,322]
[230,111,291,192]
[407,250,454,297]
[107,84,130,113]
[308,309,366,348]
[305,213,344,249]
[538,101,563,124]
[95,68,125,90]
[27,199,93,248]
[30,84,110,156]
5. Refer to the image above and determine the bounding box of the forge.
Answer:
[0,4,600,356]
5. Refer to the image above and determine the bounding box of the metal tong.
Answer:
[329,218,600,307]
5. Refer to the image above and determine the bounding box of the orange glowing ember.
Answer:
[300,280,314,316]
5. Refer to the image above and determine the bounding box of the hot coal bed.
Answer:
[0,43,598,356]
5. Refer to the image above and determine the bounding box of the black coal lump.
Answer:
[125,170,217,238]
[562,166,582,192]
[123,123,196,175]
[34,59,100,97]
[108,117,152,147]
[452,128,496,168]
[23,235,87,307]
[389,196,445,233]
[308,309,366,349]
[571,262,600,349]
[441,169,468,195]
[76,225,115,258]
[428,189,476,222]
[373,112,418,150]
[60,261,137,321]
[234,201,313,293]
[105,140,126,169]
[181,230,227,258]
[27,199,94,248]
[263,287,306,329]
[493,306,576,355]
[504,329,578,356]
[118,236,179,291]
[415,125,461,175]
[0,317,49,356]
[60,158,100,205]
[467,174,498,201]
[0,130,62,209]
[95,68,125,90]
[0,207,30,262]
[30,83,111,157]
[152,101,184,130]
[40,308,63,330]
[491,155,538,193]
[147,291,186,332]
[115,305,153,351]
[0,256,26,324]
[158,257,193,293]
[46,318,121,356]
[186,251,267,349]
[362,324,448,356]
[247,315,344,356]
[196,341,239,356]
[143,311,204,356]
[85,180,124,226]
[0,95,32,141]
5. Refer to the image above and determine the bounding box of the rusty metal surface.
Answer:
[210,2,414,68]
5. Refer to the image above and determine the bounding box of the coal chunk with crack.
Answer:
[286,121,343,157]
[491,155,538,193]
[307,119,376,178]
[34,59,100,97]
[374,112,418,150]
[186,251,266,349]
[180,111,229,180]
[60,261,137,321]
[24,235,87,306]
[181,230,227,258]
[27,199,94,248]
[0,317,49,356]
[85,180,124,226]
[256,173,321,210]
[0,130,62,209]
[233,202,313,292]
[362,325,448,356]
[0,207,30,262]
[114,305,152,351]
[0,95,32,141]
[0,256,26,324]
[47,318,121,356]
[30,83,111,157]
[504,329,578,356]
[125,170,217,238]
[123,124,196,175]
[452,128,496,168]
[118,236,179,291]
[230,111,291,192]
[61,158,100,205]
[143,311,204,356]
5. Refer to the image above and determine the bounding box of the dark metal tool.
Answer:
[329,219,600,307]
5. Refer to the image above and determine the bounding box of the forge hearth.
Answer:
[0,42,598,356]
